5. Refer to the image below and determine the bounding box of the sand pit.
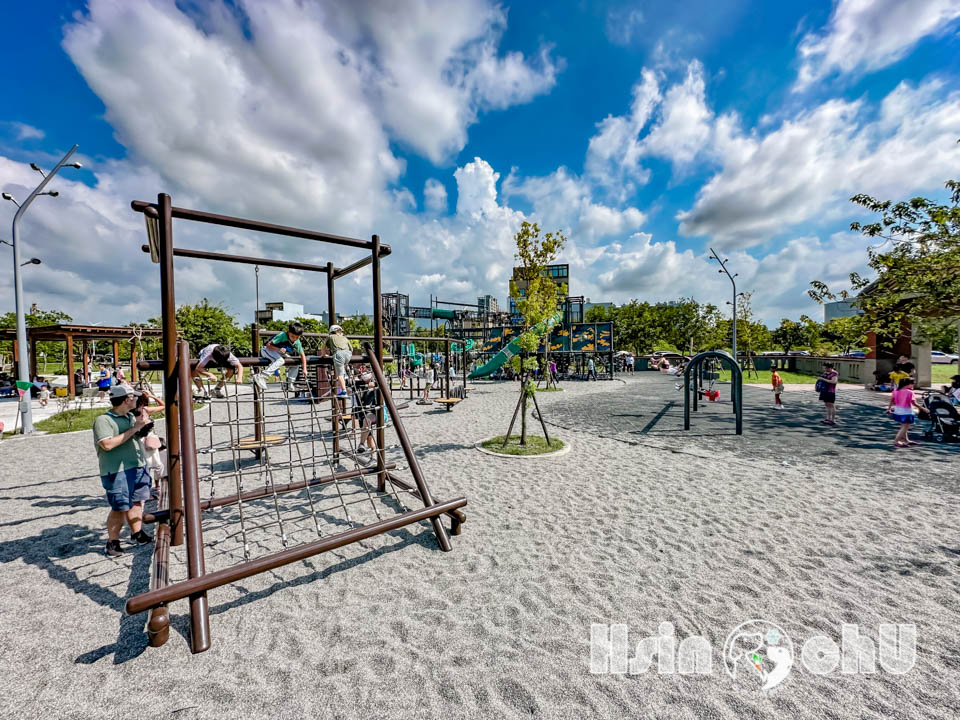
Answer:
[0,375,957,719]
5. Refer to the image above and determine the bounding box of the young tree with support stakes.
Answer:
[502,222,566,448]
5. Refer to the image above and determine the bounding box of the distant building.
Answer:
[256,301,327,326]
[477,295,499,314]
[509,263,569,316]
[824,300,862,322]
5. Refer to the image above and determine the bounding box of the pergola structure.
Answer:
[0,324,163,396]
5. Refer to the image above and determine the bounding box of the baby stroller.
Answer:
[921,392,960,443]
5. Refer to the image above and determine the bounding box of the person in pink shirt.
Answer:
[887,377,922,448]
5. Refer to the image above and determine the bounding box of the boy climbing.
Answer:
[321,324,353,397]
[256,322,307,392]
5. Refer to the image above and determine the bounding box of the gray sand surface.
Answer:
[1,375,958,719]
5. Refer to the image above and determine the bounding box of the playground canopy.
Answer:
[0,324,163,396]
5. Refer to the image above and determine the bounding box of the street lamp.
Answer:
[709,247,739,363]
[21,258,42,267]
[3,143,81,434]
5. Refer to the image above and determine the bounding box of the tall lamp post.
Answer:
[3,144,82,434]
[709,247,738,364]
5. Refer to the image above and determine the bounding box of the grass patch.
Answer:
[3,403,202,437]
[932,364,957,385]
[716,369,818,384]
[480,434,564,456]
[4,406,105,436]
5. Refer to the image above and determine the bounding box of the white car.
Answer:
[931,351,959,364]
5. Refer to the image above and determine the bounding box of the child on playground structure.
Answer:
[771,366,784,409]
[420,363,438,403]
[257,322,308,392]
[193,343,244,398]
[887,377,921,448]
[321,324,353,397]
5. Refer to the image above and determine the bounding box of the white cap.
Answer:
[330,324,343,333]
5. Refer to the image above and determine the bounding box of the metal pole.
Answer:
[371,235,386,491]
[9,144,79,433]
[176,340,211,653]
[157,193,184,546]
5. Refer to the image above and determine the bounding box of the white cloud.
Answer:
[639,61,712,169]
[9,122,45,141]
[503,166,646,243]
[605,7,645,46]
[795,0,960,90]
[423,179,448,213]
[590,231,872,324]
[678,79,960,248]
[585,61,713,196]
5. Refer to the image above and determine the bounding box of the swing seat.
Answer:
[434,398,461,411]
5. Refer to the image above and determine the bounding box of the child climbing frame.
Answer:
[128,194,467,653]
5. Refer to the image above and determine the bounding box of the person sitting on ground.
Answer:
[93,386,153,557]
[257,321,308,392]
[888,377,922,448]
[818,362,839,426]
[771,367,785,410]
[320,324,353,398]
[888,361,913,388]
[193,343,243,398]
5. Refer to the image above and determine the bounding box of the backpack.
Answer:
[815,378,826,393]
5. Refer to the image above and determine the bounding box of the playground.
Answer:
[1,374,958,718]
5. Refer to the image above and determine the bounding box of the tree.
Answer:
[148,299,246,356]
[822,315,868,355]
[0,307,72,372]
[656,299,723,353]
[505,221,566,446]
[771,319,806,354]
[810,172,960,353]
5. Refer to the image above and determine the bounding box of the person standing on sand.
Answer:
[771,367,784,409]
[588,356,597,380]
[887,377,922,448]
[818,362,839,425]
[93,386,153,557]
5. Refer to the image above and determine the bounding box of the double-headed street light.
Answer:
[709,247,739,364]
[3,144,81,434]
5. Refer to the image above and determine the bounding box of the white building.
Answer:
[824,300,862,322]
[256,301,327,326]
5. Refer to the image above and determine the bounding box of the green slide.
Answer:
[468,312,562,379]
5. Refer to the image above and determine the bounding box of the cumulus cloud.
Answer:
[423,179,448,214]
[678,78,960,247]
[585,61,713,197]
[589,231,872,324]
[502,166,646,244]
[795,0,960,90]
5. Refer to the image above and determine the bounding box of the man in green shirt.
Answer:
[93,385,153,557]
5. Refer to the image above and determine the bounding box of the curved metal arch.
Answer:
[683,350,742,435]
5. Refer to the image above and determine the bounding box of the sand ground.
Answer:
[0,374,958,719]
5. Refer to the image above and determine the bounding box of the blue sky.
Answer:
[1,0,958,326]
